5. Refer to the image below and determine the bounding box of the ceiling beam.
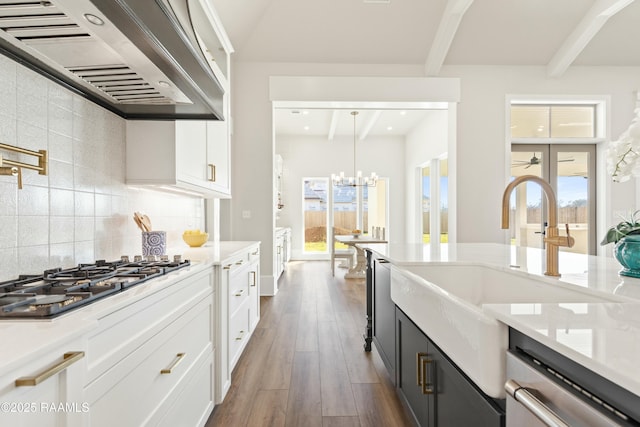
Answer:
[358,110,382,140]
[547,0,635,78]
[328,110,340,140]
[424,0,475,77]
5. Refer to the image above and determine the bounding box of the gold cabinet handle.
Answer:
[208,164,216,182]
[234,289,245,297]
[235,259,244,265]
[235,330,245,341]
[223,264,232,270]
[250,271,257,287]
[421,356,434,395]
[251,250,260,256]
[161,353,186,374]
[416,352,426,386]
[15,351,85,387]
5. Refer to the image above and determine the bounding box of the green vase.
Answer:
[614,235,640,278]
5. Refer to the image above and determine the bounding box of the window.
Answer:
[509,102,599,255]
[303,178,328,253]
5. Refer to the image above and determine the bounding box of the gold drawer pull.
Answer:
[161,353,186,374]
[208,164,216,182]
[235,260,244,265]
[416,352,426,386]
[251,250,259,255]
[235,330,245,341]
[15,351,85,387]
[223,264,232,270]
[235,289,245,297]
[421,356,434,395]
[250,271,257,287]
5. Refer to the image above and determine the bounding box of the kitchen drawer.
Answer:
[86,270,212,383]
[228,265,251,317]
[249,245,260,262]
[0,338,85,427]
[86,295,213,427]
[155,351,214,427]
[229,301,250,370]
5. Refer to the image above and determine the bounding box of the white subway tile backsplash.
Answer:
[48,132,73,163]
[18,185,49,216]
[18,215,49,246]
[48,160,74,190]
[74,191,95,217]
[48,103,73,138]
[0,182,17,216]
[0,56,204,282]
[48,243,74,269]
[0,216,17,249]
[50,216,74,244]
[50,188,74,216]
[0,248,18,280]
[74,217,94,241]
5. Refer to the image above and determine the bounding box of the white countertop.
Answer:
[363,242,640,398]
[181,240,260,265]
[0,241,260,378]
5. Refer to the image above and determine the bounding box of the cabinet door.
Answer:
[430,338,504,427]
[206,120,230,194]
[248,259,260,330]
[396,307,432,427]
[176,120,208,186]
[373,258,395,379]
[0,344,85,427]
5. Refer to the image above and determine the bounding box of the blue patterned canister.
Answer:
[142,231,166,256]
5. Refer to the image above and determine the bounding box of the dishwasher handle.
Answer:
[505,379,570,427]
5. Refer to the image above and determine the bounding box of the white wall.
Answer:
[275,134,405,259]
[0,54,205,281]
[227,61,640,278]
[439,65,639,251]
[404,110,449,243]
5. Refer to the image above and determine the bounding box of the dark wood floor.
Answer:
[206,260,413,427]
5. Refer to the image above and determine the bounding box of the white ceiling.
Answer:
[211,0,640,136]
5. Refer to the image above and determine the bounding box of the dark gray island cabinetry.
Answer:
[364,250,504,427]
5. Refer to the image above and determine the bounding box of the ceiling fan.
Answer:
[512,152,574,169]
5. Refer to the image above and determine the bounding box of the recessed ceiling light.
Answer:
[387,126,393,131]
[399,111,407,115]
[304,126,310,131]
[302,110,309,115]
[84,13,104,26]
[157,81,170,88]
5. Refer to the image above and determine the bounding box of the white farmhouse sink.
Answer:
[390,264,621,399]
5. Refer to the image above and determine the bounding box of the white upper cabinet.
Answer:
[126,119,231,198]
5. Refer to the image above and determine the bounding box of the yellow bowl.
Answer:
[182,232,209,247]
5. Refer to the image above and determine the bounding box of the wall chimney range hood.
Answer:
[0,0,229,120]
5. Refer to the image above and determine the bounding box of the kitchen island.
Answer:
[361,242,640,426]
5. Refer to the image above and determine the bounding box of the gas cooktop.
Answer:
[0,256,190,319]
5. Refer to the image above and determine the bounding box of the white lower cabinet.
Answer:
[214,243,261,403]
[84,269,214,427]
[0,338,86,427]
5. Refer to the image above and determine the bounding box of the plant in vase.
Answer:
[601,210,640,277]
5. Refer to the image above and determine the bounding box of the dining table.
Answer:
[335,234,388,279]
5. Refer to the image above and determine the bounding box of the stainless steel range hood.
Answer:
[0,0,229,120]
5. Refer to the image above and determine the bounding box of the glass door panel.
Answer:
[440,159,449,243]
[510,146,546,248]
[422,166,430,243]
[332,184,357,249]
[303,178,328,253]
[551,145,596,255]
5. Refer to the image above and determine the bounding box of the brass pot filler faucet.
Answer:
[501,175,575,277]
[0,143,48,189]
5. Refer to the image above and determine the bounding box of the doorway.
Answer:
[510,144,596,254]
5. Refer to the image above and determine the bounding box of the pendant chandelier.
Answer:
[331,111,378,187]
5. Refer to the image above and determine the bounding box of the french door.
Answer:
[510,144,596,255]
